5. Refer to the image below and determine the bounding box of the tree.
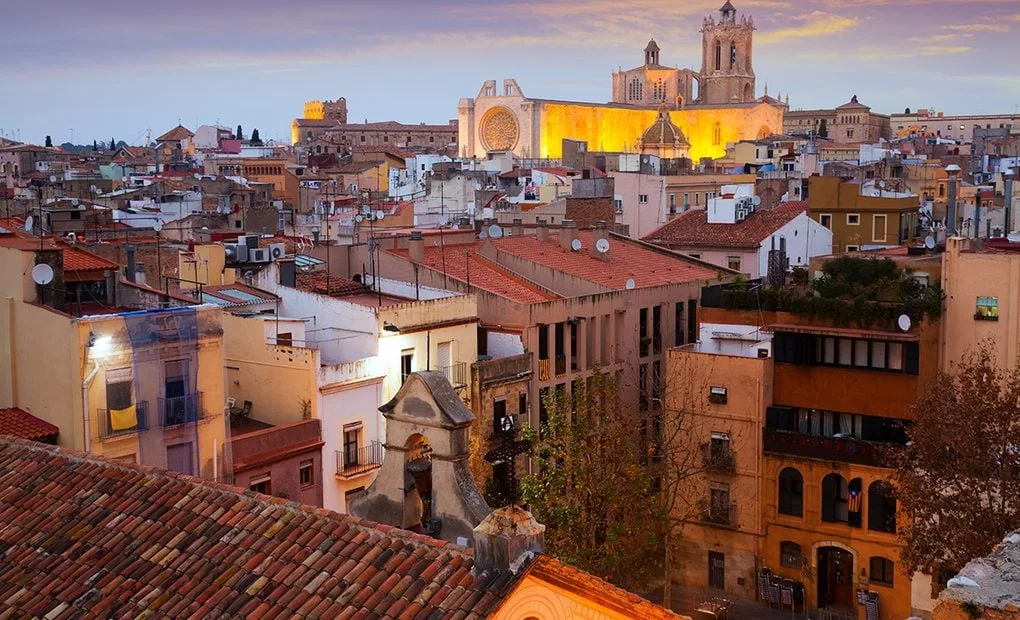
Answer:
[110,138,116,151]
[92,140,98,151]
[894,341,1020,576]
[44,135,52,148]
[250,128,262,145]
[520,371,668,589]
[236,124,244,141]
[818,118,829,138]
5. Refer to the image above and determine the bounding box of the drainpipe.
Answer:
[81,358,99,453]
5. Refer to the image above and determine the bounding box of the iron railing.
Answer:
[158,392,204,427]
[702,444,737,473]
[699,499,738,527]
[434,362,468,388]
[335,441,384,478]
[99,401,149,439]
[762,428,894,468]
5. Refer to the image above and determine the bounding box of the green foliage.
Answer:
[236,124,244,141]
[44,135,52,148]
[520,372,667,589]
[92,140,98,151]
[720,256,942,328]
[818,118,828,138]
[109,138,115,151]
[250,128,262,146]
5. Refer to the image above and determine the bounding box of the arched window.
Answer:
[629,77,644,101]
[868,481,897,533]
[713,122,722,146]
[822,474,863,527]
[780,541,802,568]
[730,42,737,69]
[778,468,803,516]
[715,41,722,71]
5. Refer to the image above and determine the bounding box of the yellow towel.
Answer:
[110,404,137,431]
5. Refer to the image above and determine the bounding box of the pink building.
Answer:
[229,418,324,507]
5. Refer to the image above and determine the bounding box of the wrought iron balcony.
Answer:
[434,362,468,388]
[335,441,384,479]
[702,444,736,473]
[698,499,738,528]
[99,401,149,439]
[158,392,204,427]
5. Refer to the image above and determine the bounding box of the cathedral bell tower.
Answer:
[699,1,756,104]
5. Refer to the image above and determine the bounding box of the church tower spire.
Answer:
[699,2,756,104]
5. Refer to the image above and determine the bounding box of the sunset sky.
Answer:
[3,0,1019,145]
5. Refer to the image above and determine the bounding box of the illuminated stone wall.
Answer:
[536,102,783,161]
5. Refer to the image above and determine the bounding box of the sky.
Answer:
[2,0,1019,146]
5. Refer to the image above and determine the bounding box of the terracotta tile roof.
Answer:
[62,246,120,272]
[295,272,369,296]
[490,231,722,290]
[0,436,515,619]
[156,124,195,142]
[388,244,560,305]
[0,408,59,441]
[524,555,685,619]
[642,202,808,250]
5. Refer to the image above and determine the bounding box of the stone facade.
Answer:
[699,2,756,105]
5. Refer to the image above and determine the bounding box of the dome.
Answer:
[639,105,690,149]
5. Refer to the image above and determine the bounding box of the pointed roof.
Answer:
[837,95,870,110]
[644,38,660,52]
[720,0,736,12]
[156,124,194,142]
[379,370,475,427]
[640,105,690,149]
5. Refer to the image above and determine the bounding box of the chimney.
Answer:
[409,230,425,264]
[559,219,577,251]
[946,164,961,236]
[125,245,137,283]
[512,218,524,237]
[472,506,545,576]
[591,220,609,260]
[279,257,296,287]
[536,218,549,242]
[1005,169,1015,235]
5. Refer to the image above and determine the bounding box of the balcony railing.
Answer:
[99,401,149,439]
[538,358,550,381]
[702,445,736,473]
[434,362,468,388]
[158,392,204,427]
[762,427,894,468]
[336,441,384,479]
[698,499,738,527]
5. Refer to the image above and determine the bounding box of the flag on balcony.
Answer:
[109,404,137,431]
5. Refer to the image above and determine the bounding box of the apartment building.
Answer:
[808,176,921,253]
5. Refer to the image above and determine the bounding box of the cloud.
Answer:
[757,11,858,43]
[906,33,966,43]
[940,23,1009,32]
[858,45,971,60]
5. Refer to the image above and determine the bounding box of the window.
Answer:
[493,397,509,434]
[345,486,365,506]
[727,256,742,271]
[710,431,730,461]
[846,213,860,226]
[640,307,649,357]
[873,214,887,243]
[249,474,271,495]
[780,542,803,568]
[675,302,685,347]
[868,481,897,533]
[299,460,314,488]
[709,482,730,524]
[778,468,803,516]
[343,427,360,468]
[846,129,854,139]
[689,253,701,259]
[652,306,662,354]
[400,350,414,383]
[276,332,292,347]
[819,214,832,231]
[614,199,623,214]
[821,473,849,524]
[976,296,999,320]
[713,122,722,146]
[870,557,895,586]
[846,245,859,252]
[639,364,649,411]
[669,193,676,213]
[714,41,722,71]
[519,391,527,419]
[709,386,728,404]
[639,194,649,204]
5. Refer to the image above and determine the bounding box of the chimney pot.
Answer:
[125,245,137,283]
[512,218,524,237]
[472,506,545,576]
[559,220,577,250]
[408,230,425,264]
[536,219,549,242]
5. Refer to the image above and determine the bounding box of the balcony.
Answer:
[158,392,204,427]
[434,362,468,388]
[698,499,738,528]
[702,445,736,473]
[538,358,551,381]
[99,401,149,439]
[762,428,894,468]
[335,441,384,479]
[474,353,532,387]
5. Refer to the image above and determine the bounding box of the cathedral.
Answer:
[458,2,785,162]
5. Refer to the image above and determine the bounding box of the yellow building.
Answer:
[0,238,229,480]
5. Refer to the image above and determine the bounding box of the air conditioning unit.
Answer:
[224,243,248,264]
[268,243,286,260]
[249,247,270,263]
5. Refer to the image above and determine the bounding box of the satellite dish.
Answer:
[924,235,936,250]
[488,224,503,239]
[355,214,364,222]
[70,198,79,207]
[152,221,163,232]
[595,238,610,253]
[752,195,762,207]
[24,216,33,233]
[570,238,582,251]
[49,175,56,183]
[897,314,912,332]
[65,232,77,244]
[31,264,54,285]
[374,210,385,221]
[625,278,636,289]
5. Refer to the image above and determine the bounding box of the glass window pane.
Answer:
[824,338,835,364]
[888,342,903,370]
[838,339,852,365]
[854,340,869,367]
[872,341,887,369]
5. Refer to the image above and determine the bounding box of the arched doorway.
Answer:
[404,434,434,533]
[817,546,854,612]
